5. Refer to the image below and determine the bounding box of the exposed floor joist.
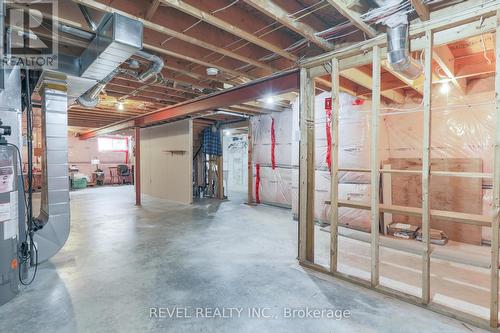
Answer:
[325,0,377,38]
[242,0,334,51]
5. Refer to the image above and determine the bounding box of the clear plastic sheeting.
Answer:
[252,76,495,242]
[251,108,294,208]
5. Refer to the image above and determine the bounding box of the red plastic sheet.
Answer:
[325,99,332,173]
[255,163,261,204]
[271,118,276,170]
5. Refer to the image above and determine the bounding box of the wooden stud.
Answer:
[421,29,433,305]
[247,120,253,205]
[299,68,315,262]
[217,156,224,199]
[382,164,393,235]
[490,9,500,329]
[330,58,340,273]
[370,46,381,287]
[135,126,141,206]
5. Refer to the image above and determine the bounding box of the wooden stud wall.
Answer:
[329,58,340,273]
[490,9,500,328]
[299,68,315,262]
[298,8,500,330]
[370,45,381,287]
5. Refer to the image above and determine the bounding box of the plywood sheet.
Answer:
[387,158,483,245]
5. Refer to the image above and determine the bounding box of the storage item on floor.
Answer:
[387,222,419,239]
[416,228,449,245]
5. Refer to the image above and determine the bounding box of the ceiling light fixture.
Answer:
[440,81,450,94]
[207,67,219,76]
[265,95,274,104]
[117,102,125,111]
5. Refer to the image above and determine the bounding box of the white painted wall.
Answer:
[140,119,193,204]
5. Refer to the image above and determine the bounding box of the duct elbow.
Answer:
[135,51,164,82]
[76,93,100,108]
[388,55,423,80]
[386,24,423,80]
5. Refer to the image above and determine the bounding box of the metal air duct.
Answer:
[32,13,144,262]
[33,73,71,263]
[374,0,423,80]
[386,23,423,80]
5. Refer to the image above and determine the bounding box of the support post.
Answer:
[330,58,340,273]
[490,9,500,328]
[134,126,141,206]
[217,155,224,199]
[247,120,253,205]
[370,46,381,287]
[422,29,433,304]
[299,67,315,262]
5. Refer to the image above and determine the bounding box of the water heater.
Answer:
[0,144,19,305]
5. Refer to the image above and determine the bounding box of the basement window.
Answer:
[98,137,128,152]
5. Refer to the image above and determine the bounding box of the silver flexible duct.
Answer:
[76,68,120,108]
[386,23,423,79]
[374,0,423,80]
[135,50,164,82]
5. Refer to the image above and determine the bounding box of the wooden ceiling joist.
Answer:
[411,0,430,21]
[341,68,405,103]
[242,0,334,51]
[433,45,466,94]
[72,0,275,75]
[158,0,297,61]
[382,60,424,95]
[325,0,377,38]
[145,0,161,20]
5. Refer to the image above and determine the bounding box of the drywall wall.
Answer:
[223,134,248,194]
[140,119,193,204]
[67,131,134,183]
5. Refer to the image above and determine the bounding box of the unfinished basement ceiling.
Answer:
[17,0,467,132]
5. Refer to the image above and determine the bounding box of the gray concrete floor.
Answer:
[0,186,487,332]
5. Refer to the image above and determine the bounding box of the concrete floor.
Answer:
[0,186,487,332]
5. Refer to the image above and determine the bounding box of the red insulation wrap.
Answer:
[255,163,261,204]
[271,118,276,170]
[325,98,332,172]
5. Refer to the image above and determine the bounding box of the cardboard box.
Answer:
[388,223,419,239]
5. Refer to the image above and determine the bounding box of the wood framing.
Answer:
[370,46,381,287]
[242,0,334,51]
[247,121,253,205]
[159,0,297,61]
[298,2,500,329]
[135,126,141,206]
[490,9,500,329]
[411,0,429,21]
[330,58,340,273]
[421,29,433,304]
[325,0,377,38]
[299,68,315,262]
